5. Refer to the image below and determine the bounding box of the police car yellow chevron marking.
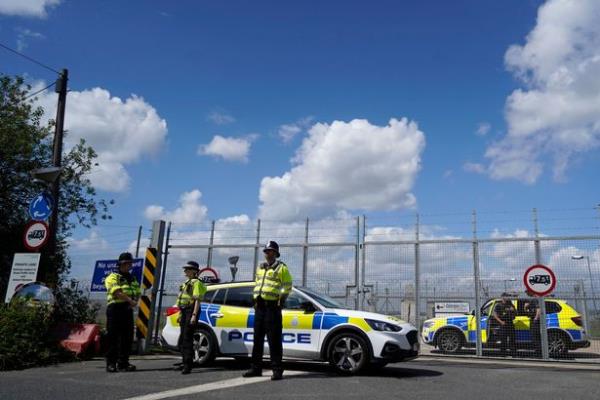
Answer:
[283,311,314,329]
[348,317,372,332]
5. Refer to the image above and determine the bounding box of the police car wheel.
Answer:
[548,332,568,357]
[193,329,216,366]
[437,329,463,354]
[328,333,369,375]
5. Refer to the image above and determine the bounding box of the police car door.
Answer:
[209,286,255,355]
[281,290,321,359]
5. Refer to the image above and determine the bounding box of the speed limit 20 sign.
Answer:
[523,264,556,297]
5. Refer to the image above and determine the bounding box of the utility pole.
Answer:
[44,68,68,284]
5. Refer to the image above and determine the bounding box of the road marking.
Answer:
[121,370,307,400]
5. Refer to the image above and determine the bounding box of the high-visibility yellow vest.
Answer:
[105,272,141,305]
[176,278,207,308]
[253,261,292,302]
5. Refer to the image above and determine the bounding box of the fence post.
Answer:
[207,220,215,267]
[472,210,483,357]
[302,218,309,287]
[360,215,367,310]
[533,208,550,360]
[356,216,361,311]
[153,221,171,344]
[253,219,261,276]
[135,225,142,258]
[415,213,421,329]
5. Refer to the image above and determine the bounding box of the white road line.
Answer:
[121,371,307,400]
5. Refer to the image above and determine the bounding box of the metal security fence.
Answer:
[148,209,600,363]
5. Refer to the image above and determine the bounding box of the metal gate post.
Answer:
[207,220,215,267]
[253,219,261,276]
[302,218,309,287]
[360,215,366,310]
[472,211,483,357]
[139,219,165,353]
[533,208,550,360]
[356,216,361,310]
[153,221,171,345]
[415,213,421,329]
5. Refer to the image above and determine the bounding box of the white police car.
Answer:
[161,281,419,374]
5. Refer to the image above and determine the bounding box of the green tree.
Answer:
[0,75,112,297]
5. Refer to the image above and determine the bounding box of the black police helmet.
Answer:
[117,252,134,265]
[182,260,200,271]
[263,240,280,258]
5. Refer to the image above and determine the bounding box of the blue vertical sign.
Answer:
[90,258,144,292]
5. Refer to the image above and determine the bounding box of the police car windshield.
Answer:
[297,287,349,309]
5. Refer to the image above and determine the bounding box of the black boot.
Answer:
[243,368,262,378]
[117,363,136,372]
[271,370,283,381]
[106,364,117,373]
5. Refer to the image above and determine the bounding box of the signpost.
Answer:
[90,258,144,292]
[5,253,41,303]
[28,192,54,221]
[198,267,220,284]
[23,221,50,251]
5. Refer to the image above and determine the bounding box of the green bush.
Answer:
[0,299,71,371]
[53,284,100,324]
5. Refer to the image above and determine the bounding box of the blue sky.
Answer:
[1,0,599,280]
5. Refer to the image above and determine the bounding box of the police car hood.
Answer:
[328,308,412,329]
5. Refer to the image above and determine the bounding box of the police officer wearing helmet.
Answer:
[104,252,141,372]
[176,261,207,374]
[243,241,292,381]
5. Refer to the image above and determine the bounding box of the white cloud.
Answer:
[484,0,600,183]
[198,135,254,162]
[144,189,208,224]
[259,118,425,221]
[207,111,235,125]
[463,162,486,174]
[278,116,314,143]
[15,27,44,51]
[35,85,168,192]
[68,231,109,252]
[475,122,491,137]
[0,0,61,18]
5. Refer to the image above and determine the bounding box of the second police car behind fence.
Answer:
[161,281,419,374]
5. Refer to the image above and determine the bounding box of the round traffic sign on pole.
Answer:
[523,264,556,297]
[23,221,50,251]
[28,192,54,221]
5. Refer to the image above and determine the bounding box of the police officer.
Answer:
[105,252,141,372]
[524,290,541,356]
[176,261,207,374]
[492,292,517,357]
[243,241,292,381]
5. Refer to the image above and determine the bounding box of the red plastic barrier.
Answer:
[52,323,101,356]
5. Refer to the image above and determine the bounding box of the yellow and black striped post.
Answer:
[135,247,158,343]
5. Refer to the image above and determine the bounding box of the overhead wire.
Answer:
[0,41,61,75]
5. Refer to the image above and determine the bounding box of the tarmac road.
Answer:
[1,355,599,400]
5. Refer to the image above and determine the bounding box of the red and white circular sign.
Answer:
[23,220,50,251]
[523,264,556,297]
[198,267,220,284]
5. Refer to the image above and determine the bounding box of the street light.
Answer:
[31,167,62,184]
[572,255,598,314]
[228,256,239,282]
[502,278,517,292]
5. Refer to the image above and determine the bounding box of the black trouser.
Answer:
[530,320,541,355]
[251,298,283,372]
[106,303,134,366]
[179,307,195,368]
[498,322,517,355]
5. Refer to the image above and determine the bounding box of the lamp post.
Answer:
[572,255,598,314]
[503,278,517,292]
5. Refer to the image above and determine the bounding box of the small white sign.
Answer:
[5,253,41,303]
[434,302,470,315]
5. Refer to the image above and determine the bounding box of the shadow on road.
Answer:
[199,359,443,379]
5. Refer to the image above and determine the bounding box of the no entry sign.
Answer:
[523,264,556,297]
[23,221,50,251]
